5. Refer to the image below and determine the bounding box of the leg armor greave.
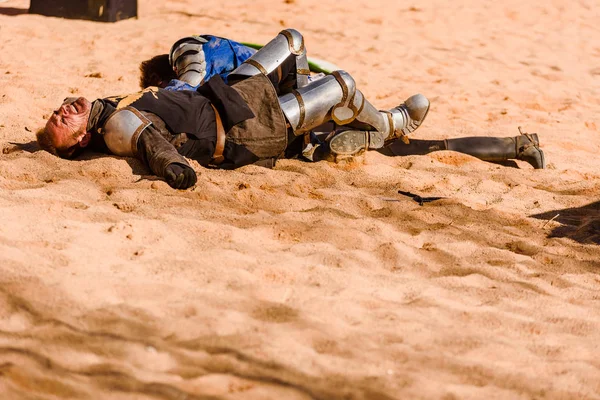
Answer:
[231,29,310,88]
[169,36,209,87]
[278,70,391,137]
[279,71,356,135]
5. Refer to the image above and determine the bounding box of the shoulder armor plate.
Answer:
[169,36,209,66]
[102,107,151,157]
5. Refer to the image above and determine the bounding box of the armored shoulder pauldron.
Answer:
[102,107,151,157]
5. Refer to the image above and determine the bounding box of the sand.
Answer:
[0,0,599,398]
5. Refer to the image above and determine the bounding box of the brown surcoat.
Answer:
[87,74,290,180]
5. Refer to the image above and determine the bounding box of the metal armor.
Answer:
[279,70,397,139]
[102,107,152,157]
[169,36,209,87]
[279,71,357,134]
[279,69,430,142]
[230,29,311,88]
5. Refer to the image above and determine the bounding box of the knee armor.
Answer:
[168,36,209,87]
[278,70,363,135]
[232,29,311,87]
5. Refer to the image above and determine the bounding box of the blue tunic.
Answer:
[165,35,256,91]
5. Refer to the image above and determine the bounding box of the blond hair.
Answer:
[36,127,59,156]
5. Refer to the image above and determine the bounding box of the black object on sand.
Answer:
[29,0,137,22]
[398,190,446,206]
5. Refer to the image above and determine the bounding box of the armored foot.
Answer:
[385,94,430,141]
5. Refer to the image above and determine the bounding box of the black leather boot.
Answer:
[444,130,545,169]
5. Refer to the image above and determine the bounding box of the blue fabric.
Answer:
[165,35,256,92]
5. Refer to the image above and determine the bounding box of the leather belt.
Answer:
[210,104,226,165]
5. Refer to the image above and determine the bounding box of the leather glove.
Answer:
[165,163,197,189]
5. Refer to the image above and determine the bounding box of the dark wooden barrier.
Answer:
[29,0,137,22]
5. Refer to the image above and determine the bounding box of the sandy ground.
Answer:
[1,0,599,398]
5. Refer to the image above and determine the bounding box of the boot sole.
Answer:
[329,130,385,156]
[538,148,546,169]
[520,143,546,169]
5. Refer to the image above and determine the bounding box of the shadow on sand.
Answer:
[531,201,600,245]
[5,140,41,154]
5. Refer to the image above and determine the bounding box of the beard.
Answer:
[55,125,89,159]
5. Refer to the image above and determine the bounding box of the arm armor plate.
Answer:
[102,107,152,157]
[169,36,209,87]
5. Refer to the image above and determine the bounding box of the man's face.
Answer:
[45,97,92,158]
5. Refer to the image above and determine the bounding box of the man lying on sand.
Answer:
[37,29,545,190]
[138,34,257,90]
[141,31,545,170]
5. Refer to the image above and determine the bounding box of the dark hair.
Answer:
[139,54,176,89]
